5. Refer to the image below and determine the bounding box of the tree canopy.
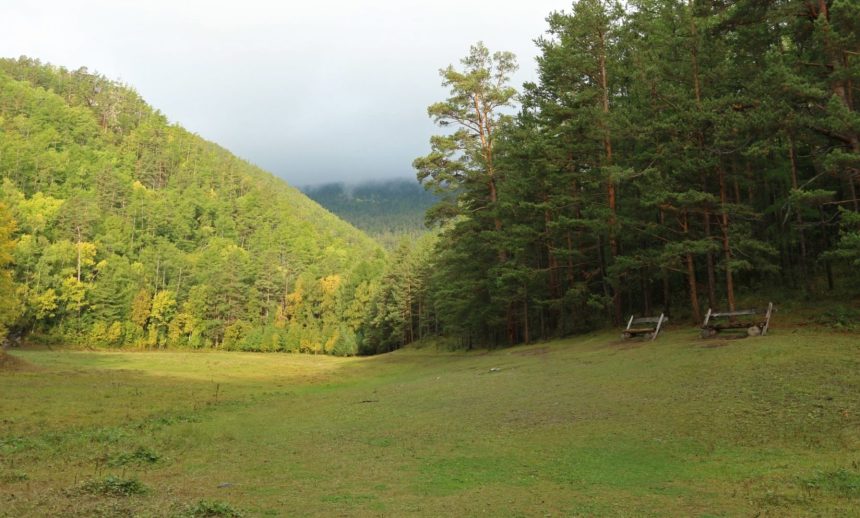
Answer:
[0,57,383,354]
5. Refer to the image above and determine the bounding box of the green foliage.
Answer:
[0,57,383,352]
[814,304,860,331]
[829,208,860,268]
[362,235,436,354]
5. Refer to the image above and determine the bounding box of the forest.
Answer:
[0,0,859,356]
[396,0,860,350]
[302,179,437,249]
[0,57,385,354]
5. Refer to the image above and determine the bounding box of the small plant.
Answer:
[80,475,148,496]
[180,500,244,517]
[108,446,162,467]
[815,305,860,330]
[0,470,28,483]
[801,468,860,496]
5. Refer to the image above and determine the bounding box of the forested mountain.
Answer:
[370,0,860,351]
[302,179,437,248]
[0,57,384,354]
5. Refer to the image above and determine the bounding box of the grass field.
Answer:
[1,325,859,517]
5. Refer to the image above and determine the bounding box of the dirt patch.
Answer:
[511,346,551,357]
[0,352,33,372]
[699,340,732,349]
[606,339,647,350]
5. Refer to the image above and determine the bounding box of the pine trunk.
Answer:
[718,164,736,312]
[682,210,702,323]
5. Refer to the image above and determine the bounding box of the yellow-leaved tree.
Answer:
[0,203,20,346]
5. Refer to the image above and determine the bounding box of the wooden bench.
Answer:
[700,302,773,338]
[621,314,667,341]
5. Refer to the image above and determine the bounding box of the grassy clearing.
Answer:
[1,325,859,516]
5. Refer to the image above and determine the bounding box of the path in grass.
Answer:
[1,328,859,516]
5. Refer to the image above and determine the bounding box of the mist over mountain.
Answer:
[303,178,438,248]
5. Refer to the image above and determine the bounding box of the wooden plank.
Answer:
[710,309,759,318]
[625,314,635,332]
[762,302,773,336]
[702,308,712,329]
[631,317,663,324]
[651,313,665,341]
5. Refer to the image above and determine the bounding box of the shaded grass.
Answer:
[1,327,859,516]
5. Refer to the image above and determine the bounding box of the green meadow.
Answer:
[2,326,859,517]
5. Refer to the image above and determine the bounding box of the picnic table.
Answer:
[621,313,668,341]
[700,302,773,338]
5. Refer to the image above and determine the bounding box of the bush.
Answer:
[815,305,860,330]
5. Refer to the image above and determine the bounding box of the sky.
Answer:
[1,0,571,186]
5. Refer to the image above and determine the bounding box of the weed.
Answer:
[0,470,28,483]
[108,446,162,467]
[0,436,32,454]
[79,475,148,496]
[801,468,860,496]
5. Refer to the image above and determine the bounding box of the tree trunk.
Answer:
[598,26,621,326]
[523,291,530,345]
[641,268,651,316]
[788,135,809,286]
[659,210,671,316]
[718,164,736,312]
[682,210,702,323]
[703,209,717,309]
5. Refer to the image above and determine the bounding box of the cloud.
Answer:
[0,0,571,185]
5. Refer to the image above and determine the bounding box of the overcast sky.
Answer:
[2,0,571,186]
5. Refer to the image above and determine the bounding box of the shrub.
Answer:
[815,305,860,330]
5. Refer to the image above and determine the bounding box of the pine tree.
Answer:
[413,42,521,344]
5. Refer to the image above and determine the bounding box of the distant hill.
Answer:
[0,57,382,354]
[303,179,437,248]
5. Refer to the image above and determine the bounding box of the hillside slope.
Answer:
[0,57,383,353]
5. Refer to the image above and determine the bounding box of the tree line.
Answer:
[373,0,859,351]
